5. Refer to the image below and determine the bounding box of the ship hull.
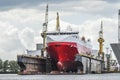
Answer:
[47,42,90,72]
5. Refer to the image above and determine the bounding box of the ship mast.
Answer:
[56,12,60,32]
[98,21,105,61]
[41,4,48,56]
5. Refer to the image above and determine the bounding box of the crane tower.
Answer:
[41,4,48,56]
[98,21,105,61]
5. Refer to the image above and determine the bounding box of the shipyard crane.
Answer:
[41,4,48,56]
[98,21,105,61]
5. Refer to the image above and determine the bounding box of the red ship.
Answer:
[46,13,92,72]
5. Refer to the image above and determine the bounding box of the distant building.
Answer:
[24,43,43,57]
[36,43,43,50]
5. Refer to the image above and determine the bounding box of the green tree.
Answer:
[0,59,3,72]
[9,60,20,72]
[3,60,9,72]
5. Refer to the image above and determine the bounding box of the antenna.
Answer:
[56,12,60,31]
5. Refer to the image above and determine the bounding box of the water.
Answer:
[0,73,120,80]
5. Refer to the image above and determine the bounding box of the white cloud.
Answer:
[19,27,35,50]
[0,8,48,60]
[73,1,108,12]
[0,8,46,32]
[47,0,109,14]
[34,36,42,44]
[0,21,25,60]
[0,20,38,60]
[0,8,43,21]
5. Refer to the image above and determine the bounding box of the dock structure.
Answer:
[17,55,47,74]
[76,53,103,74]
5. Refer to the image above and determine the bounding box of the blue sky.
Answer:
[0,0,119,60]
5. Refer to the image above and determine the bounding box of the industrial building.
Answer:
[111,10,120,71]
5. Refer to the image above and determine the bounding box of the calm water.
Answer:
[0,73,120,80]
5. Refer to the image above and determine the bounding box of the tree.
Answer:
[9,60,20,72]
[0,59,3,72]
[3,60,9,72]
[0,59,20,73]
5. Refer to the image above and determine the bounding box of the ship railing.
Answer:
[79,53,103,61]
[17,54,46,59]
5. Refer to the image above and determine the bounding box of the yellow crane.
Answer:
[41,4,48,56]
[98,21,105,61]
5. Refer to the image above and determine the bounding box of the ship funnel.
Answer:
[56,12,60,31]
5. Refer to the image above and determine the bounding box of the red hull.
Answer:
[47,42,80,71]
[47,42,78,61]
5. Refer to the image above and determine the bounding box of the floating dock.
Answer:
[17,53,105,75]
[17,55,47,74]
